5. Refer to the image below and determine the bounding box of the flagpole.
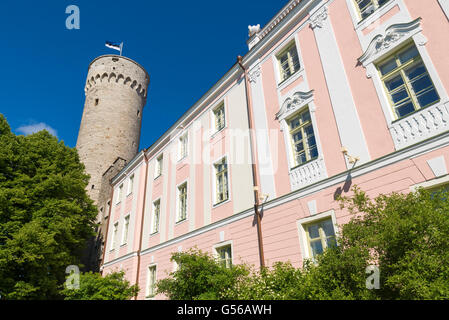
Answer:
[120,42,123,56]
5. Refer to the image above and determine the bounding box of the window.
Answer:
[377,43,440,120]
[110,222,118,251]
[214,158,229,204]
[147,265,157,298]
[127,174,134,195]
[117,183,123,204]
[216,245,232,268]
[177,183,188,222]
[287,108,318,167]
[155,155,163,178]
[213,103,226,132]
[304,218,336,259]
[151,200,160,234]
[121,215,130,245]
[354,0,389,20]
[179,133,188,160]
[105,201,110,218]
[277,42,300,82]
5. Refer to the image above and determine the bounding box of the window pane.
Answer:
[379,58,398,76]
[295,142,304,152]
[310,240,323,257]
[290,117,300,129]
[293,131,303,142]
[308,224,320,239]
[391,88,410,104]
[321,219,336,237]
[395,102,415,118]
[297,153,307,164]
[301,111,311,123]
[416,89,440,107]
[385,75,404,92]
[304,124,314,136]
[409,75,433,94]
[398,46,419,64]
[309,146,319,159]
[405,63,426,81]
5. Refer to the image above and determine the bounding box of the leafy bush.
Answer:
[156,248,249,300]
[156,186,449,300]
[61,271,139,300]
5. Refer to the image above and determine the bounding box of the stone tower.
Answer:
[76,55,149,270]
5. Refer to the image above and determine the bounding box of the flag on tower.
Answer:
[105,41,123,55]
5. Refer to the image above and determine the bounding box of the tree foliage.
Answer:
[157,186,449,300]
[0,114,97,299]
[61,271,139,300]
[156,248,249,300]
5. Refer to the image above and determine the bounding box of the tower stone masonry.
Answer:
[76,55,150,205]
[76,55,149,270]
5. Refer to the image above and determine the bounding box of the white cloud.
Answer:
[16,122,58,138]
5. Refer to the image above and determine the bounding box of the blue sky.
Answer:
[0,0,283,150]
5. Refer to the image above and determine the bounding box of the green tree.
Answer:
[159,187,449,300]
[335,186,449,299]
[0,114,97,299]
[61,271,139,300]
[156,248,249,300]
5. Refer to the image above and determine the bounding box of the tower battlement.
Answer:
[84,55,149,99]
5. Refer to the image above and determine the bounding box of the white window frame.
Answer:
[176,180,188,223]
[116,183,124,204]
[410,174,449,192]
[121,214,130,246]
[146,264,157,299]
[211,102,226,134]
[110,221,119,251]
[212,155,231,206]
[277,93,324,171]
[127,174,134,196]
[275,40,301,84]
[151,198,161,235]
[154,154,163,179]
[213,240,233,269]
[178,132,188,161]
[296,210,338,261]
[360,20,449,127]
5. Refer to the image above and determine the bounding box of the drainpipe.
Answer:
[134,150,149,300]
[237,56,265,270]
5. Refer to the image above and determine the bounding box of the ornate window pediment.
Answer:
[358,18,423,67]
[276,90,314,121]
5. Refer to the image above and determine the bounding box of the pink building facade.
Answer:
[101,0,449,299]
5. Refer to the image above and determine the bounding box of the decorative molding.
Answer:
[390,102,449,150]
[289,157,327,190]
[359,18,422,66]
[276,90,314,120]
[258,0,303,41]
[248,66,262,83]
[309,6,328,29]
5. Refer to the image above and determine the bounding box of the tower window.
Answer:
[94,98,99,106]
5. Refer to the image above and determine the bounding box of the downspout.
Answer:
[237,56,265,270]
[134,150,150,300]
